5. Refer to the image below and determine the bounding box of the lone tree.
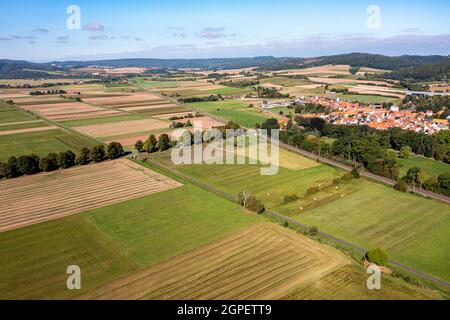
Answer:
[58,151,76,169]
[135,140,144,153]
[351,165,361,179]
[158,134,171,151]
[145,135,158,153]
[366,248,389,266]
[90,145,106,163]
[309,226,319,237]
[107,142,124,160]
[237,192,265,214]
[77,147,91,165]
[394,180,408,192]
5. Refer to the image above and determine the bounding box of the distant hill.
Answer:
[0,54,449,82]
[53,56,279,70]
[0,59,59,79]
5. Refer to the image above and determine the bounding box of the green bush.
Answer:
[309,226,319,236]
[244,196,265,214]
[394,180,408,192]
[283,194,299,203]
[366,248,389,266]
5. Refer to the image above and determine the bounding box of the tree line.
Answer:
[0,142,124,180]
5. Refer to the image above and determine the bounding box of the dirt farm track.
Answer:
[0,159,182,232]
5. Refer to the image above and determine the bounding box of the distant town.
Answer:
[261,96,450,134]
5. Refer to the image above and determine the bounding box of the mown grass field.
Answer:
[0,174,259,299]
[336,93,402,105]
[0,215,138,299]
[260,76,310,87]
[0,129,96,161]
[205,87,252,96]
[187,100,272,128]
[296,180,450,283]
[0,101,37,124]
[150,148,450,284]
[399,156,450,178]
[0,120,48,132]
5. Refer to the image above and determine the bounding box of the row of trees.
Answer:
[0,142,124,180]
[401,167,450,196]
[296,117,450,163]
[253,86,290,99]
[178,95,223,103]
[135,134,172,153]
[29,89,67,96]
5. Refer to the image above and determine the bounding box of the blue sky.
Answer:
[0,0,449,61]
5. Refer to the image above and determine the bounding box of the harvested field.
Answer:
[73,118,168,137]
[119,103,179,112]
[82,223,349,300]
[19,101,124,121]
[0,92,31,99]
[84,93,161,106]
[0,126,58,136]
[48,110,123,121]
[348,86,406,99]
[176,116,225,128]
[309,77,355,84]
[0,159,182,233]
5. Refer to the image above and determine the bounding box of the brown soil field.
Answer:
[119,104,179,112]
[348,86,406,99]
[0,126,58,136]
[84,93,161,106]
[309,77,353,84]
[0,159,182,233]
[73,118,168,137]
[356,80,395,87]
[275,65,352,76]
[175,116,225,128]
[82,223,349,300]
[18,101,124,121]
[48,110,124,121]
[0,91,32,99]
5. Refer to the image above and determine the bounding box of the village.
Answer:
[261,96,450,134]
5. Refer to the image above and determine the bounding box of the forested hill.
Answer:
[53,56,279,70]
[1,54,449,82]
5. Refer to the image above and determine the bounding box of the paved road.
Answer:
[280,142,450,205]
[147,158,450,289]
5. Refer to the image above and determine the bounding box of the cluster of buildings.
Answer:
[292,97,449,134]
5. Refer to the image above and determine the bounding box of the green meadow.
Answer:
[188,100,272,128]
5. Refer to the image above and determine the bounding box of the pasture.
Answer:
[295,181,450,283]
[399,156,450,178]
[151,148,450,284]
[0,125,96,161]
[187,100,273,128]
[0,159,181,232]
